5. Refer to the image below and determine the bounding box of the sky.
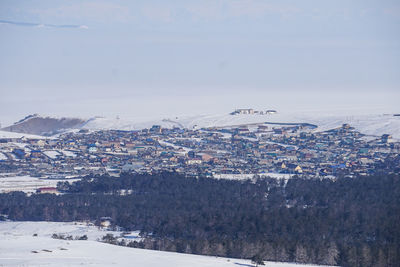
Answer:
[0,0,399,126]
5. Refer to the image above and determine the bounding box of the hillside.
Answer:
[82,112,400,139]
[0,221,326,267]
[2,112,400,139]
[1,114,85,136]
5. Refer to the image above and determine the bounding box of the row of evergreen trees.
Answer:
[0,172,399,266]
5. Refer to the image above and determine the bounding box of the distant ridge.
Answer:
[1,114,86,136]
[1,112,399,139]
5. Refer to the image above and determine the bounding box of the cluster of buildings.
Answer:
[230,109,277,115]
[0,122,399,182]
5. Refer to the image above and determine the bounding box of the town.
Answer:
[1,119,399,191]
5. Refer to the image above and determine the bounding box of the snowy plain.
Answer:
[0,176,79,193]
[0,221,333,267]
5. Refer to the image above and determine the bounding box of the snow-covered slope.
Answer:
[1,114,85,136]
[3,111,400,139]
[0,221,331,267]
[83,112,400,139]
[305,114,400,138]
[0,221,123,241]
[0,130,46,139]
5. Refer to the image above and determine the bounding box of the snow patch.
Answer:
[0,176,79,193]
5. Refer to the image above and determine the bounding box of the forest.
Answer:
[0,172,399,267]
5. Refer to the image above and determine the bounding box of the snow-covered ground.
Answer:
[43,150,61,159]
[213,173,294,180]
[0,130,46,140]
[0,176,79,193]
[61,150,77,157]
[0,152,7,161]
[2,111,399,139]
[213,174,256,180]
[0,221,125,242]
[82,112,400,139]
[0,221,332,267]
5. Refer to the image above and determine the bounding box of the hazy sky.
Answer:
[1,0,399,125]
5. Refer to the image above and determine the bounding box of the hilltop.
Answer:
[1,114,85,136]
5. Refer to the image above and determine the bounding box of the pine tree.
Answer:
[295,244,308,263]
[251,254,264,267]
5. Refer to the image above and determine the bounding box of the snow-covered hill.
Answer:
[82,112,400,139]
[0,221,332,267]
[1,114,85,136]
[2,112,400,139]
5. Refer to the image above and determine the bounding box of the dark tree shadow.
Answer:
[234,263,254,267]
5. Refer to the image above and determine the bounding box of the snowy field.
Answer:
[0,221,332,267]
[0,130,46,140]
[0,176,79,193]
[0,221,126,242]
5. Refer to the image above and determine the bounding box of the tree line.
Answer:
[0,172,399,266]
